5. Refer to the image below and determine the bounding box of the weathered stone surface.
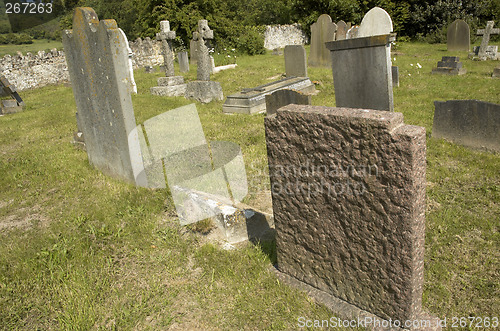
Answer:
[62,7,147,186]
[358,7,393,38]
[158,76,185,86]
[336,20,348,40]
[284,45,307,77]
[185,80,223,103]
[265,89,311,116]
[475,21,500,60]
[150,85,187,97]
[308,14,336,67]
[0,99,23,114]
[447,19,470,52]
[223,77,316,114]
[156,20,176,77]
[433,100,500,153]
[472,45,499,61]
[0,75,25,114]
[493,66,500,78]
[264,24,308,50]
[178,51,189,72]
[392,65,399,87]
[326,34,395,111]
[432,56,466,75]
[190,39,198,65]
[346,26,359,39]
[193,20,214,81]
[265,104,432,324]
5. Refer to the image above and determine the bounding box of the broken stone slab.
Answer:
[150,84,187,97]
[184,80,223,103]
[172,186,274,244]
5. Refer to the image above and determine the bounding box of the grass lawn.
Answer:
[0,39,63,58]
[0,42,499,330]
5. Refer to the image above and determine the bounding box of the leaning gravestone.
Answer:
[473,21,500,60]
[447,19,470,52]
[308,14,337,67]
[433,100,500,153]
[358,6,393,37]
[185,20,223,103]
[150,21,187,97]
[62,7,147,186]
[266,104,440,329]
[336,20,348,40]
[0,75,25,115]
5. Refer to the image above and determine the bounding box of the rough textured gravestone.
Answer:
[392,65,399,87]
[358,7,393,38]
[62,7,147,186]
[150,21,187,97]
[474,21,500,60]
[284,45,307,77]
[447,19,470,52]
[266,104,440,328]
[433,100,500,153]
[178,51,189,73]
[185,20,223,103]
[326,34,396,111]
[265,89,311,116]
[0,75,25,115]
[308,14,336,67]
[431,56,466,75]
[336,20,348,40]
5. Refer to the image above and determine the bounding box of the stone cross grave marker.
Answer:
[476,21,499,60]
[447,19,470,52]
[193,20,213,81]
[62,7,147,186]
[157,20,176,76]
[265,104,440,328]
[336,20,348,40]
[284,45,307,78]
[308,14,336,67]
[358,6,393,38]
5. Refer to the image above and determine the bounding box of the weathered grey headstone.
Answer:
[266,104,440,327]
[118,28,137,94]
[265,89,311,116]
[308,14,337,67]
[62,7,147,186]
[358,7,393,38]
[150,21,187,97]
[346,26,359,39]
[326,34,395,111]
[431,56,466,75]
[284,45,307,77]
[185,20,223,103]
[474,21,500,60]
[336,20,348,40]
[447,19,470,52]
[190,39,198,65]
[392,65,399,87]
[0,75,25,115]
[433,100,500,153]
[178,51,189,73]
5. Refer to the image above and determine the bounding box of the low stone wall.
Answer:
[264,24,308,50]
[129,37,163,69]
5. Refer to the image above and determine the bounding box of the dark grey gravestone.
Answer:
[62,7,147,186]
[284,45,307,78]
[392,65,399,87]
[493,66,500,78]
[433,100,500,153]
[308,14,336,67]
[336,20,348,40]
[0,75,25,114]
[431,56,466,75]
[326,34,396,111]
[265,104,440,328]
[265,89,311,116]
[178,51,189,73]
[447,19,470,52]
[475,21,500,60]
[185,20,223,103]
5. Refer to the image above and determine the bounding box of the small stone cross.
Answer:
[156,20,176,76]
[477,21,500,60]
[192,20,214,81]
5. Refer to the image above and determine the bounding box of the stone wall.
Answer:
[264,24,308,50]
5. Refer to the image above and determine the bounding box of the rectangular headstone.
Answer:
[447,19,470,52]
[433,100,500,153]
[265,89,311,116]
[392,65,399,87]
[265,104,439,326]
[308,14,336,67]
[178,51,189,73]
[284,45,307,77]
[62,7,147,186]
[326,34,395,111]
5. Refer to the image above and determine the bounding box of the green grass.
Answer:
[0,39,63,57]
[0,42,499,329]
